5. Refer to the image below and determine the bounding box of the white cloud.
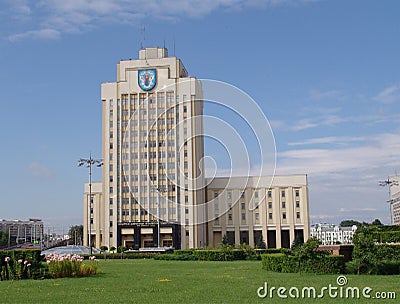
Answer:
[288,136,367,147]
[27,162,53,178]
[7,0,319,41]
[374,84,400,104]
[309,89,343,101]
[9,28,60,42]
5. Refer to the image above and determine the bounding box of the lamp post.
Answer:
[379,177,399,225]
[153,186,167,248]
[78,154,103,255]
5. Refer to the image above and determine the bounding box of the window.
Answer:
[214,192,218,198]
[282,202,286,209]
[228,214,232,221]
[109,187,113,193]
[282,213,286,219]
[110,221,113,227]
[185,208,189,214]
[268,213,273,220]
[109,210,113,216]
[227,191,232,200]
[296,201,300,208]
[268,190,272,198]
[296,212,300,219]
[255,213,259,221]
[255,191,259,198]
[241,202,245,210]
[241,213,246,221]
[281,190,285,198]
[241,192,245,199]
[268,202,272,209]
[109,199,113,205]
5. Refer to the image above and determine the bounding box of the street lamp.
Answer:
[379,177,399,225]
[153,186,167,248]
[78,154,103,255]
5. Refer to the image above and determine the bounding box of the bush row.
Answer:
[261,253,345,274]
[84,253,158,260]
[345,260,400,275]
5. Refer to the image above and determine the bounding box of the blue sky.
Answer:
[1,0,400,232]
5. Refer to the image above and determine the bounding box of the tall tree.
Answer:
[68,225,83,245]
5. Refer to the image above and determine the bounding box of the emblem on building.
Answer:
[138,69,156,91]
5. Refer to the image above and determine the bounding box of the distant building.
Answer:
[310,223,357,245]
[0,219,44,244]
[390,176,400,225]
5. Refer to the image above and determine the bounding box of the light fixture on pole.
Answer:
[379,177,399,225]
[78,154,103,255]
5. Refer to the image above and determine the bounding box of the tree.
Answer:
[110,246,116,253]
[256,234,266,249]
[352,232,377,274]
[340,220,362,228]
[222,234,228,245]
[293,237,321,273]
[371,219,383,226]
[100,246,108,253]
[0,231,9,247]
[68,225,83,245]
[291,236,303,251]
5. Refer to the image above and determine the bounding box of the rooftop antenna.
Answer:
[173,36,176,56]
[140,24,146,49]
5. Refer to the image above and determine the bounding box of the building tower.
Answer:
[96,47,206,249]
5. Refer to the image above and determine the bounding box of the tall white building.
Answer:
[88,47,206,250]
[391,176,400,225]
[84,47,310,249]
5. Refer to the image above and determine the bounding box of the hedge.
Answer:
[84,253,159,260]
[193,250,246,261]
[261,253,345,274]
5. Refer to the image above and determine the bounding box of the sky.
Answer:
[1,0,400,233]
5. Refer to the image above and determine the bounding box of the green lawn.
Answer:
[0,259,399,303]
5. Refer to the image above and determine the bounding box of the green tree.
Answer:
[222,234,228,245]
[110,246,116,253]
[340,220,362,228]
[352,232,377,274]
[371,219,383,226]
[293,237,321,273]
[68,225,83,245]
[256,234,266,249]
[0,231,9,247]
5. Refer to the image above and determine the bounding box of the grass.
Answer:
[0,259,399,303]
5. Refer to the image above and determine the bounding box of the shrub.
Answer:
[193,249,246,261]
[261,253,345,274]
[45,253,99,278]
[0,250,44,280]
[153,253,196,261]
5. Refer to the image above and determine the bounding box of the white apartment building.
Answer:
[310,223,357,245]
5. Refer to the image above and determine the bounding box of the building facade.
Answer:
[390,176,400,225]
[84,47,310,249]
[206,175,309,248]
[310,223,357,245]
[0,219,44,244]
[90,47,206,250]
